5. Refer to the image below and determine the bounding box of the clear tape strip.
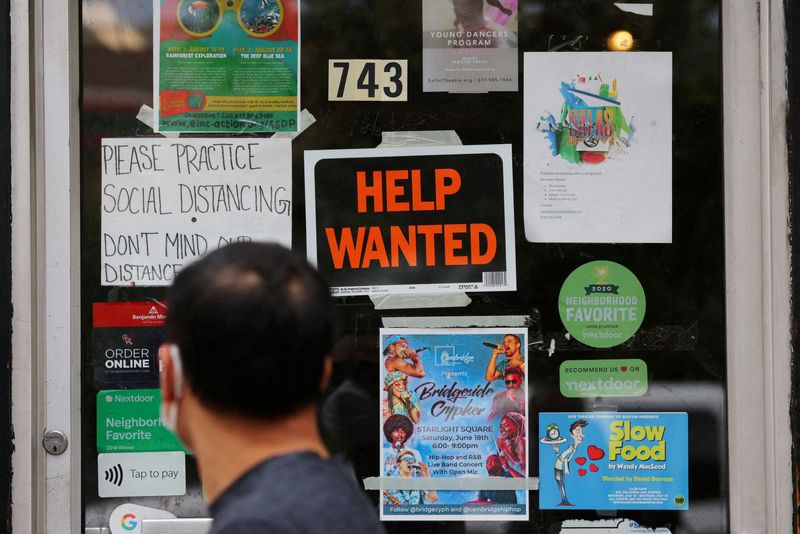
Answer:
[363,476,539,491]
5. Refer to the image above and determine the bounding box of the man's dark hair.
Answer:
[165,243,332,420]
[383,414,414,444]
[504,334,521,347]
[503,366,524,380]
[570,419,589,433]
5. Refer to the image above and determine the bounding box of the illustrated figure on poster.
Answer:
[382,371,422,423]
[383,414,422,475]
[541,419,588,507]
[384,336,426,378]
[496,412,526,478]
[474,454,518,504]
[450,0,517,47]
[383,450,438,505]
[485,334,525,381]
[488,366,525,421]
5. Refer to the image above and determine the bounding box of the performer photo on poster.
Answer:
[305,145,516,297]
[538,412,688,510]
[523,52,672,243]
[380,328,529,521]
[154,0,299,132]
[423,0,518,92]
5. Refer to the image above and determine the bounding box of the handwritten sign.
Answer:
[101,138,292,286]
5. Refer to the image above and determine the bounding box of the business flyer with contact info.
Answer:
[523,52,672,243]
[380,328,529,521]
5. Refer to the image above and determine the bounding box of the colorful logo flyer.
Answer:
[154,0,299,133]
[380,328,529,521]
[305,145,516,297]
[422,0,519,93]
[93,302,167,388]
[558,261,646,348]
[523,52,672,243]
[538,412,688,510]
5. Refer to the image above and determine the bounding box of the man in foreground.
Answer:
[160,243,384,533]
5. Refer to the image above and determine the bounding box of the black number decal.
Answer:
[332,62,350,98]
[357,63,379,98]
[383,62,403,98]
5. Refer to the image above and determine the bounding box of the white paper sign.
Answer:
[98,451,186,497]
[523,52,672,243]
[101,138,292,286]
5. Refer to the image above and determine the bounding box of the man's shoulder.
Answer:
[212,452,384,533]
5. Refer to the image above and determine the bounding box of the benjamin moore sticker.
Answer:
[560,359,647,397]
[93,302,166,389]
[97,390,185,453]
[98,451,186,498]
[538,412,688,510]
[559,261,645,348]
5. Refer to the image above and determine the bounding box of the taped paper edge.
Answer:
[561,518,672,533]
[137,105,180,138]
[382,315,528,328]
[136,106,316,140]
[272,108,317,139]
[371,293,472,310]
[378,130,463,148]
[363,476,538,491]
[614,3,653,16]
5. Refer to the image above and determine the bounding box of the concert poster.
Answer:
[379,328,529,521]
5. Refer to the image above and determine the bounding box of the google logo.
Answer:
[121,513,138,531]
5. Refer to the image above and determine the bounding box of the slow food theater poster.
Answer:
[379,328,529,521]
[538,412,688,510]
[305,145,516,296]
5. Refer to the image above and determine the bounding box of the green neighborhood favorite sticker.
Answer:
[97,389,184,453]
[559,359,648,397]
[559,260,646,348]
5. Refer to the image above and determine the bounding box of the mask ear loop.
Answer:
[170,345,184,398]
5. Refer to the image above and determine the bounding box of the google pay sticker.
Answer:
[559,261,645,348]
[97,389,185,453]
[560,359,648,397]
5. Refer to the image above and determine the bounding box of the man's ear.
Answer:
[159,344,177,403]
[320,356,333,391]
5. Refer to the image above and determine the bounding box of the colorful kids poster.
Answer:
[154,0,299,132]
[538,412,688,510]
[423,0,518,92]
[305,145,516,296]
[523,52,672,243]
[380,328,529,521]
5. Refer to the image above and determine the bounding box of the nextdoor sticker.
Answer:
[560,359,648,397]
[558,261,645,348]
[97,389,185,453]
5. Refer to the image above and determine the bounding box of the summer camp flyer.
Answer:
[422,0,519,92]
[523,52,672,243]
[538,412,689,510]
[380,328,529,521]
[154,0,299,133]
